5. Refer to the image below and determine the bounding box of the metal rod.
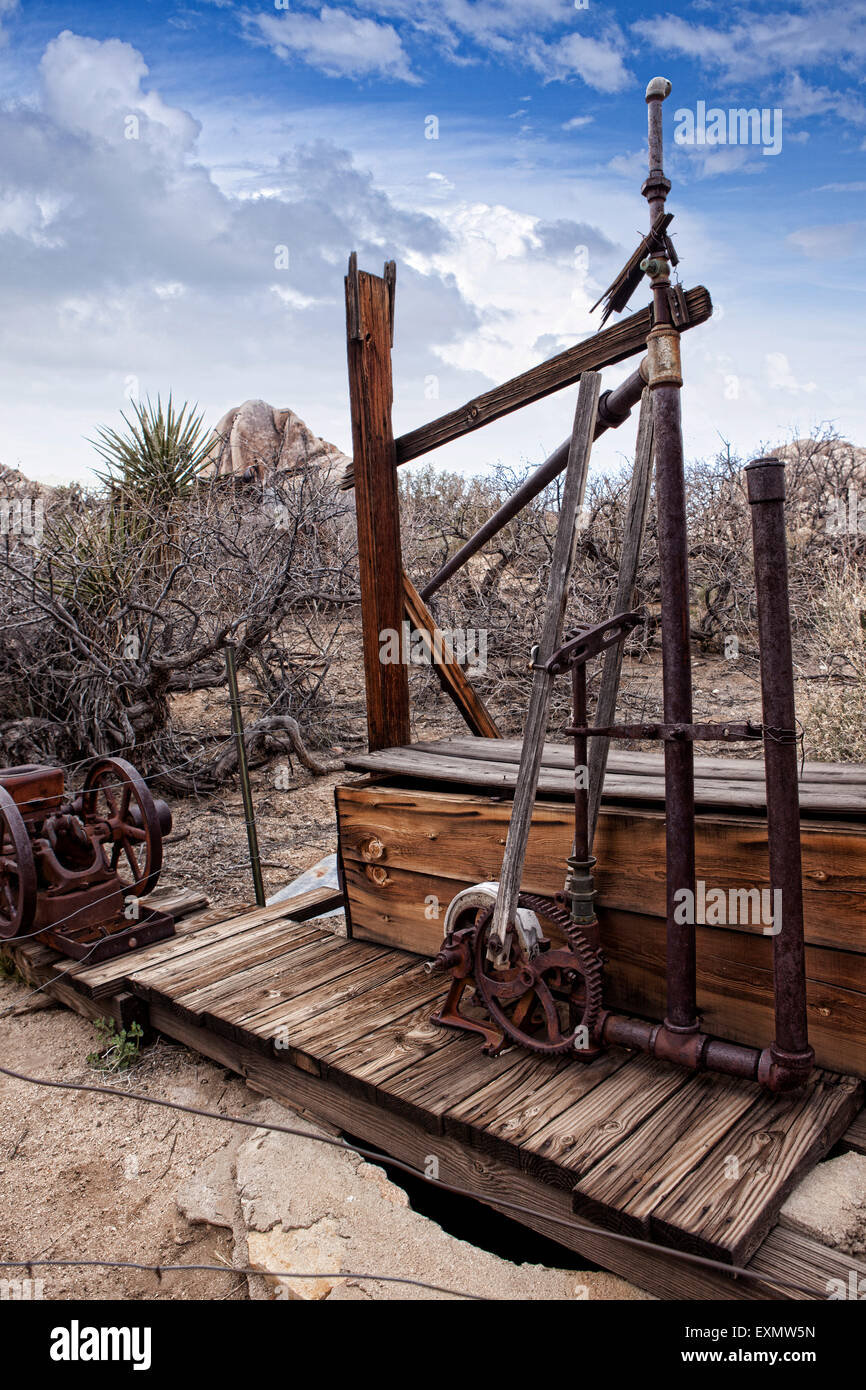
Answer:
[224,643,266,908]
[746,458,814,1091]
[420,363,647,602]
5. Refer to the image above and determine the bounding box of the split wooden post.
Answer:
[490,371,602,951]
[345,254,410,752]
[587,387,655,845]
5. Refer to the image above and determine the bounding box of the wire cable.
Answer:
[0,1059,831,1300]
[0,1257,483,1301]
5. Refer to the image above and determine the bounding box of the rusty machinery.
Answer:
[0,757,176,962]
[427,78,814,1095]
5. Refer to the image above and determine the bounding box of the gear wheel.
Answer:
[471,892,603,1055]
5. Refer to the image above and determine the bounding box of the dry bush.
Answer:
[0,468,358,790]
[799,560,866,762]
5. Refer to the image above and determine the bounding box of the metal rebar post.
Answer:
[224,643,266,908]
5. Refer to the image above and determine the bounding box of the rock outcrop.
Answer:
[202,399,350,483]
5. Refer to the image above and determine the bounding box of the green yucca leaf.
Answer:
[90,394,212,505]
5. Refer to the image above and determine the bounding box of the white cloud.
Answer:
[561,115,594,131]
[766,352,817,394]
[40,31,200,150]
[532,32,630,93]
[243,7,419,84]
[788,221,866,259]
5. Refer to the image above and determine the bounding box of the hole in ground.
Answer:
[341,1130,599,1273]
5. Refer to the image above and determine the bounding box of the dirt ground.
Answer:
[0,982,258,1299]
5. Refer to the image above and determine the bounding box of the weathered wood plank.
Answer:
[445,1049,629,1162]
[651,1069,863,1264]
[402,570,501,739]
[343,746,866,814]
[338,850,866,1076]
[838,1107,866,1156]
[523,1054,693,1190]
[588,389,654,843]
[405,737,866,787]
[492,372,600,950]
[571,1070,759,1237]
[345,258,410,751]
[73,886,341,998]
[336,782,866,953]
[389,286,712,469]
[149,1001,855,1300]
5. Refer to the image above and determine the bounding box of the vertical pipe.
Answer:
[746,459,814,1089]
[224,643,266,908]
[643,77,699,1033]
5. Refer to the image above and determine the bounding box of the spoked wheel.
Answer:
[80,757,162,897]
[0,786,37,940]
[472,894,603,1055]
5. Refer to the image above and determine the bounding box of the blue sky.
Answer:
[0,0,864,484]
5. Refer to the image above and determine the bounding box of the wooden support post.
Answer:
[345,255,411,752]
[490,371,602,951]
[587,388,654,845]
[402,571,502,739]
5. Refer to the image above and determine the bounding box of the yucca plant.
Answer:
[90,395,212,579]
[90,394,212,506]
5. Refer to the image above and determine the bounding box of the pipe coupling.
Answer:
[646,324,683,388]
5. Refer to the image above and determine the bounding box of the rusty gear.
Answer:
[471,892,603,1055]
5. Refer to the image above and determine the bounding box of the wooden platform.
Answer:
[335,738,866,1080]
[4,885,864,1301]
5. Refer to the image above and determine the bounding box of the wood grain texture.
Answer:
[345,262,410,750]
[587,388,654,843]
[336,782,866,951]
[650,1069,862,1264]
[147,1001,863,1300]
[336,785,866,1075]
[402,570,501,738]
[391,286,712,469]
[343,743,866,814]
[492,372,600,947]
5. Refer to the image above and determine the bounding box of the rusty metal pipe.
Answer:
[420,362,647,601]
[746,458,814,1091]
[641,78,699,1036]
[599,1012,760,1082]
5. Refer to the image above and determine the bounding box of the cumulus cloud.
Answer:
[531,32,631,93]
[0,32,477,481]
[242,7,419,84]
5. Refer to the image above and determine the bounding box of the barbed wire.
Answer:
[0,1059,834,1301]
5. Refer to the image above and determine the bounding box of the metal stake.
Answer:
[224,643,266,908]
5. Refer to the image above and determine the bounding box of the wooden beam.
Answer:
[587,387,654,844]
[402,571,502,739]
[340,286,711,486]
[490,372,601,949]
[345,256,411,752]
